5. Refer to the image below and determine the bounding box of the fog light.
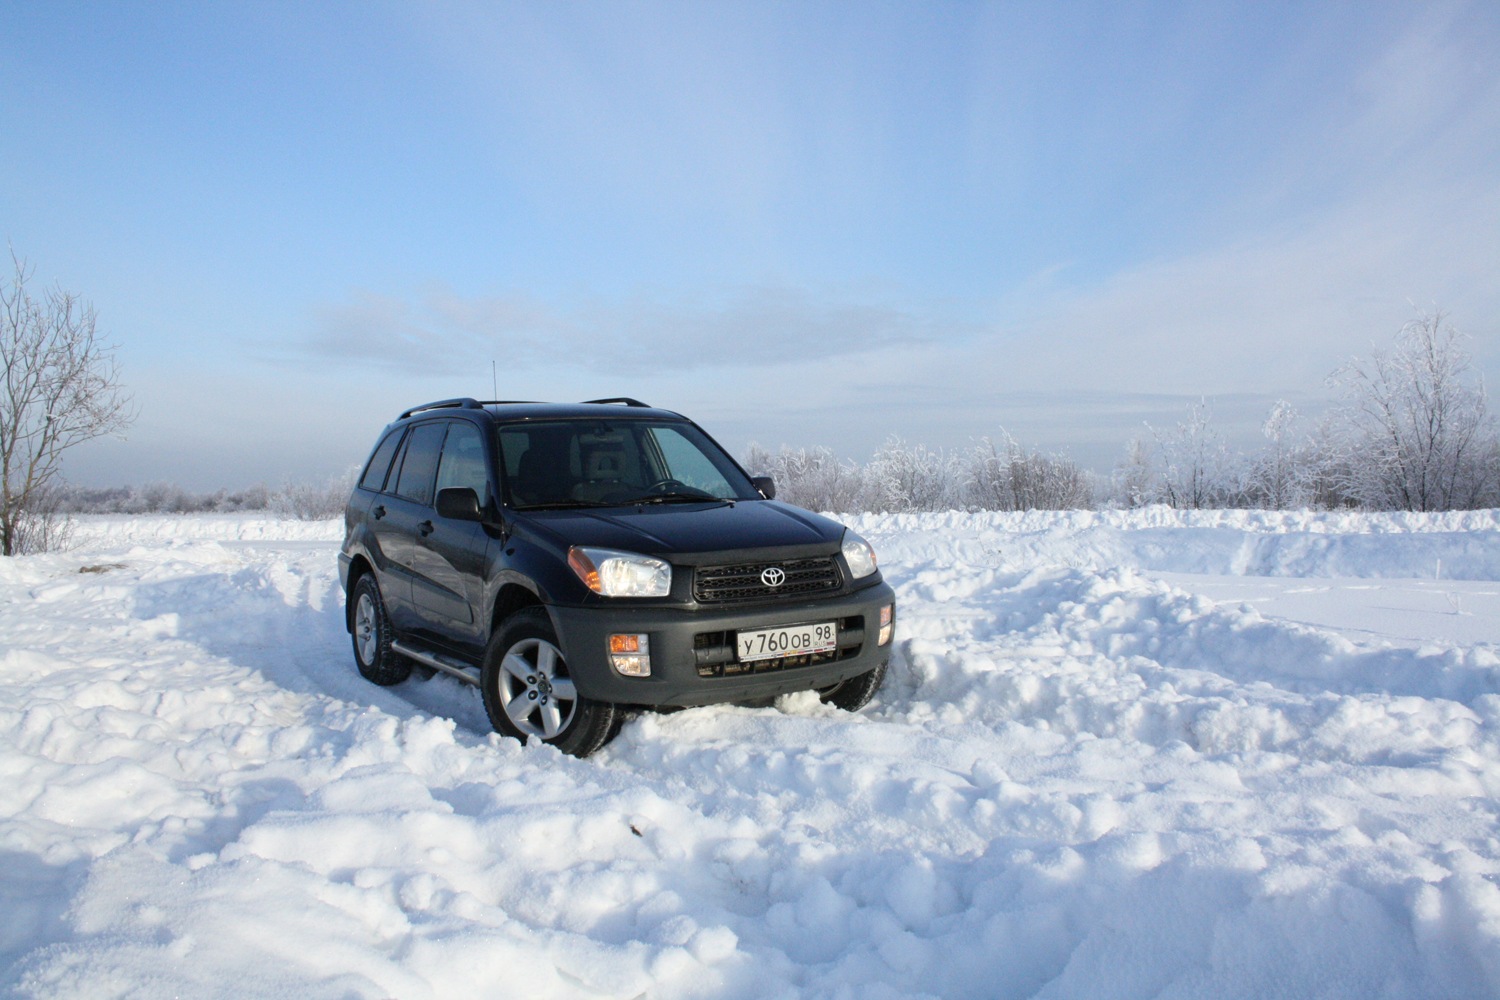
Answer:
[609,633,651,677]
[878,605,894,646]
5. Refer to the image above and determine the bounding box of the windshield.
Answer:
[496,419,760,509]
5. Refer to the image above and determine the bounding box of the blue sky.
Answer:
[4,1,1499,489]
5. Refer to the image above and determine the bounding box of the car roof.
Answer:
[396,397,687,423]
[486,401,688,423]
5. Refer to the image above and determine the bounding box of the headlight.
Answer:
[568,546,672,597]
[841,531,878,579]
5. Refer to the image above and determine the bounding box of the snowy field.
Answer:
[3,509,1500,999]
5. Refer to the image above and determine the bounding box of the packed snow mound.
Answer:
[2,510,1499,998]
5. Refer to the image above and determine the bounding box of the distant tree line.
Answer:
[746,310,1500,513]
[744,434,1096,513]
[56,470,355,521]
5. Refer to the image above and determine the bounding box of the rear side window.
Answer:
[359,429,404,492]
[393,422,448,506]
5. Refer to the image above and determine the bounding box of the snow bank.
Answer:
[2,511,1498,997]
[66,512,345,546]
[849,506,1500,580]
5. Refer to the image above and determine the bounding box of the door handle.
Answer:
[418,520,434,537]
[372,504,386,519]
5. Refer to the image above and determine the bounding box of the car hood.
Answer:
[517,499,844,560]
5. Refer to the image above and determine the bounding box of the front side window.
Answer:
[649,425,736,494]
[435,421,492,506]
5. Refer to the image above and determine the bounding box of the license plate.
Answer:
[736,621,837,662]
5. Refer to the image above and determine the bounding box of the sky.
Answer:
[3,0,1499,490]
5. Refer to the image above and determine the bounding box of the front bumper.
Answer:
[548,581,895,707]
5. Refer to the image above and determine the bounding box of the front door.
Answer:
[409,420,494,646]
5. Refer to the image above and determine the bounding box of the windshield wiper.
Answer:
[626,492,732,506]
[512,498,619,511]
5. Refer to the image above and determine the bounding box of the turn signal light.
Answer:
[609,633,651,677]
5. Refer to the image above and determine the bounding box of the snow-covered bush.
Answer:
[743,444,868,513]
[269,470,355,521]
[864,437,960,512]
[965,435,1093,510]
[8,484,74,554]
[745,436,1091,513]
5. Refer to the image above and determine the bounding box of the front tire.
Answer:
[481,608,617,758]
[351,575,412,686]
[819,660,887,711]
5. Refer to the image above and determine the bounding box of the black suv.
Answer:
[339,398,895,756]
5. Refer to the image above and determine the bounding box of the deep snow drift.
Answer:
[2,509,1499,998]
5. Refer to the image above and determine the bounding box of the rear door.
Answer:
[349,426,407,587]
[379,420,448,631]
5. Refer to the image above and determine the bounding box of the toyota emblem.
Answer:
[760,566,786,588]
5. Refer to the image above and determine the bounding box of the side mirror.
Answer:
[435,486,483,522]
[751,475,776,500]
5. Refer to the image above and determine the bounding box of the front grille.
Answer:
[693,556,842,605]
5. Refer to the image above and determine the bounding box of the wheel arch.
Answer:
[344,554,375,633]
[491,582,544,636]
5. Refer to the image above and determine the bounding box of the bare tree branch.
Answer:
[1,252,133,554]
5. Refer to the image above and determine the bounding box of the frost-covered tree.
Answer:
[1245,400,1314,509]
[1,254,132,554]
[1328,310,1498,511]
[1112,437,1157,509]
[1148,399,1237,509]
[1296,414,1356,510]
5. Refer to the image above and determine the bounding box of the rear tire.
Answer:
[481,608,618,758]
[351,575,412,686]
[819,660,887,711]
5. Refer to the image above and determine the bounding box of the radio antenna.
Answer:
[491,360,497,399]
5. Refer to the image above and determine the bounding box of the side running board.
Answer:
[391,641,481,687]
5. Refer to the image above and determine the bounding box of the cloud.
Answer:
[273,2,1500,478]
[297,283,957,375]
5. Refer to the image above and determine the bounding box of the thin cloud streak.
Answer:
[301,284,956,375]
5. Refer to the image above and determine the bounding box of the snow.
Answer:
[3,508,1499,998]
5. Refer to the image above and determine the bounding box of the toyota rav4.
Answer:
[339,398,895,757]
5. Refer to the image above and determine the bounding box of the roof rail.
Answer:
[399,398,483,419]
[583,397,651,407]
